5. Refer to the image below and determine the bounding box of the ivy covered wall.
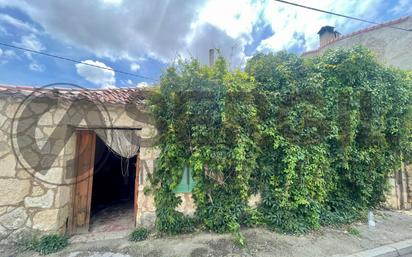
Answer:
[148,47,412,237]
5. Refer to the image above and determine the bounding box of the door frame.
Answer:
[69,129,140,234]
[134,152,140,227]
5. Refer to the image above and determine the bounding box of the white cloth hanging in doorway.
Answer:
[94,129,140,158]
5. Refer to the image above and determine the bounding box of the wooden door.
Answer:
[133,151,140,226]
[71,130,96,233]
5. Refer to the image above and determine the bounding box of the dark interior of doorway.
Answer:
[89,136,136,233]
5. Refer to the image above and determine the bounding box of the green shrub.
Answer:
[25,234,68,255]
[129,228,149,242]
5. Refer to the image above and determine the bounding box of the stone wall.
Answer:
[386,166,412,210]
[0,91,162,243]
[407,165,412,207]
[0,93,69,244]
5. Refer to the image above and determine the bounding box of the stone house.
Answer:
[0,84,195,244]
[303,15,412,209]
[1,16,411,243]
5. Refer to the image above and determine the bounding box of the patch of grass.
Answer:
[129,227,149,242]
[233,231,246,247]
[24,234,69,255]
[347,227,361,237]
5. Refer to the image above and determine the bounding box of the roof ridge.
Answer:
[303,15,411,56]
[0,84,147,104]
[0,84,140,91]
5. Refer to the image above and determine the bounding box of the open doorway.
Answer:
[89,135,137,233]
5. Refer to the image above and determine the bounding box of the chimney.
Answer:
[318,26,341,47]
[209,49,215,66]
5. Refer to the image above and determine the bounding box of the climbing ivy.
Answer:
[246,51,330,233]
[150,47,411,236]
[150,57,259,236]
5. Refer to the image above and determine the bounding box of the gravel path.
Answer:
[2,210,412,257]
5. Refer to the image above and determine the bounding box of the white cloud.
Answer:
[101,0,123,5]
[136,81,149,88]
[0,48,17,64]
[75,60,116,88]
[186,23,248,67]
[126,79,133,85]
[390,0,412,15]
[0,0,208,62]
[197,0,262,39]
[13,33,46,71]
[29,62,45,72]
[15,33,44,52]
[3,49,16,58]
[0,25,7,35]
[0,0,257,65]
[0,0,388,66]
[257,0,382,52]
[0,14,38,33]
[183,0,264,67]
[130,63,140,72]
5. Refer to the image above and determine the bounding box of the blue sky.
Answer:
[0,0,411,88]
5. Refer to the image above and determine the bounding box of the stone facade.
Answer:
[0,87,169,244]
[387,163,412,210]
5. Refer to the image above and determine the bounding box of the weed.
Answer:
[130,227,149,242]
[24,234,69,255]
[348,227,361,237]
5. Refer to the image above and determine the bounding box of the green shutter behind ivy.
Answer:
[174,166,195,193]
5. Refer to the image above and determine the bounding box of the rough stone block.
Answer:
[38,112,53,126]
[29,102,49,114]
[54,186,71,208]
[176,193,195,216]
[0,179,30,205]
[32,209,59,231]
[140,212,155,228]
[31,185,45,196]
[0,154,17,177]
[24,189,54,208]
[0,207,28,230]
[35,167,63,185]
[0,224,8,241]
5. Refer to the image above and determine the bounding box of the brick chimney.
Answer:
[318,26,341,47]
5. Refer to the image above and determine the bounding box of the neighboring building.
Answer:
[303,15,412,210]
[303,15,412,70]
[0,85,195,244]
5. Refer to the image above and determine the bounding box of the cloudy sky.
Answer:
[0,0,411,88]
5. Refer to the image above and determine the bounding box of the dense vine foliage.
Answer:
[150,47,411,236]
[150,57,259,237]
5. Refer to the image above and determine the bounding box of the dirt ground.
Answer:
[2,210,412,257]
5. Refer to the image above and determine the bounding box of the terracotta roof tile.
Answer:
[0,84,147,105]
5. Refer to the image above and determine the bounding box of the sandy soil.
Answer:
[2,210,412,257]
